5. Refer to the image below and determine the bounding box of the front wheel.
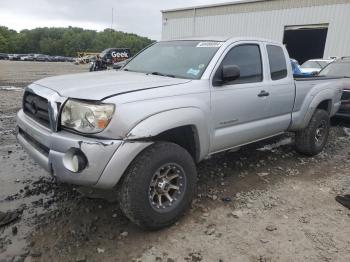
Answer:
[119,142,197,230]
[295,109,330,156]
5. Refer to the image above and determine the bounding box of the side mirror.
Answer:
[222,65,240,82]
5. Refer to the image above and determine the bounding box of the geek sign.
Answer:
[111,50,130,62]
[111,51,129,59]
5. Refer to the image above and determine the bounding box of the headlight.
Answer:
[61,100,115,133]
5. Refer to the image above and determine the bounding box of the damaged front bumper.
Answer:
[16,109,152,189]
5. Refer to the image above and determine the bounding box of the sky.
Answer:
[0,0,237,40]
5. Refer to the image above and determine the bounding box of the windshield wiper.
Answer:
[149,72,176,78]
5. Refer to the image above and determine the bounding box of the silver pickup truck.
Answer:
[17,37,344,229]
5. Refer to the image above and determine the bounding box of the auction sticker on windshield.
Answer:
[187,68,201,76]
[196,42,223,48]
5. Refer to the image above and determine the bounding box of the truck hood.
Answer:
[34,70,191,100]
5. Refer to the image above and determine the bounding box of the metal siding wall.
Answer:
[162,17,194,40]
[162,3,350,57]
[163,0,350,19]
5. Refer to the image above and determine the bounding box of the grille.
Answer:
[23,91,50,128]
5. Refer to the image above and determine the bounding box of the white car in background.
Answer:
[20,54,34,61]
[301,59,334,74]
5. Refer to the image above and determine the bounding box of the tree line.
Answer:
[0,26,154,57]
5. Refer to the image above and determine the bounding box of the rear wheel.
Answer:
[119,142,197,230]
[295,109,330,156]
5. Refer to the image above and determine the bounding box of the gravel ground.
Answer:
[0,61,350,262]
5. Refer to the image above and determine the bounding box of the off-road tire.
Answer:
[119,142,197,230]
[295,109,330,156]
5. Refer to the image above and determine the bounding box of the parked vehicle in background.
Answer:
[0,53,9,60]
[301,59,334,74]
[33,54,43,61]
[20,54,34,61]
[17,37,344,229]
[65,57,76,63]
[101,48,131,65]
[48,56,57,62]
[90,48,131,71]
[113,58,130,70]
[9,54,18,60]
[319,57,350,78]
[34,54,49,62]
[319,57,350,119]
[54,56,67,62]
[290,59,312,77]
[10,54,26,61]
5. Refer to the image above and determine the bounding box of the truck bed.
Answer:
[294,75,343,81]
[290,75,344,131]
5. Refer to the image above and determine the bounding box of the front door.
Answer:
[210,43,273,153]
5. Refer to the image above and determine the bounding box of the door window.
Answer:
[215,44,263,85]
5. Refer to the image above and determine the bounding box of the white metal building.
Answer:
[161,0,350,63]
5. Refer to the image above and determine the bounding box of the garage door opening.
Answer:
[283,24,329,64]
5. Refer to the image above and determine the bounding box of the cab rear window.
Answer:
[267,45,288,80]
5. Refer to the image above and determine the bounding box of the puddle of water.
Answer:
[344,128,350,136]
[0,145,51,260]
[0,115,16,119]
[0,86,23,91]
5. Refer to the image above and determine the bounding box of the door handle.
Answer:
[258,90,270,97]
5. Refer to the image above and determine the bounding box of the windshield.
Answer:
[100,49,109,57]
[123,40,223,79]
[301,61,323,69]
[319,62,350,77]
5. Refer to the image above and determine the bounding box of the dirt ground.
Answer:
[0,60,88,87]
[1,61,350,262]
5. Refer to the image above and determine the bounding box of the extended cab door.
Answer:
[264,44,295,131]
[210,42,273,153]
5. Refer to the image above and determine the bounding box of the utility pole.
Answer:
[111,8,114,31]
[110,7,114,46]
